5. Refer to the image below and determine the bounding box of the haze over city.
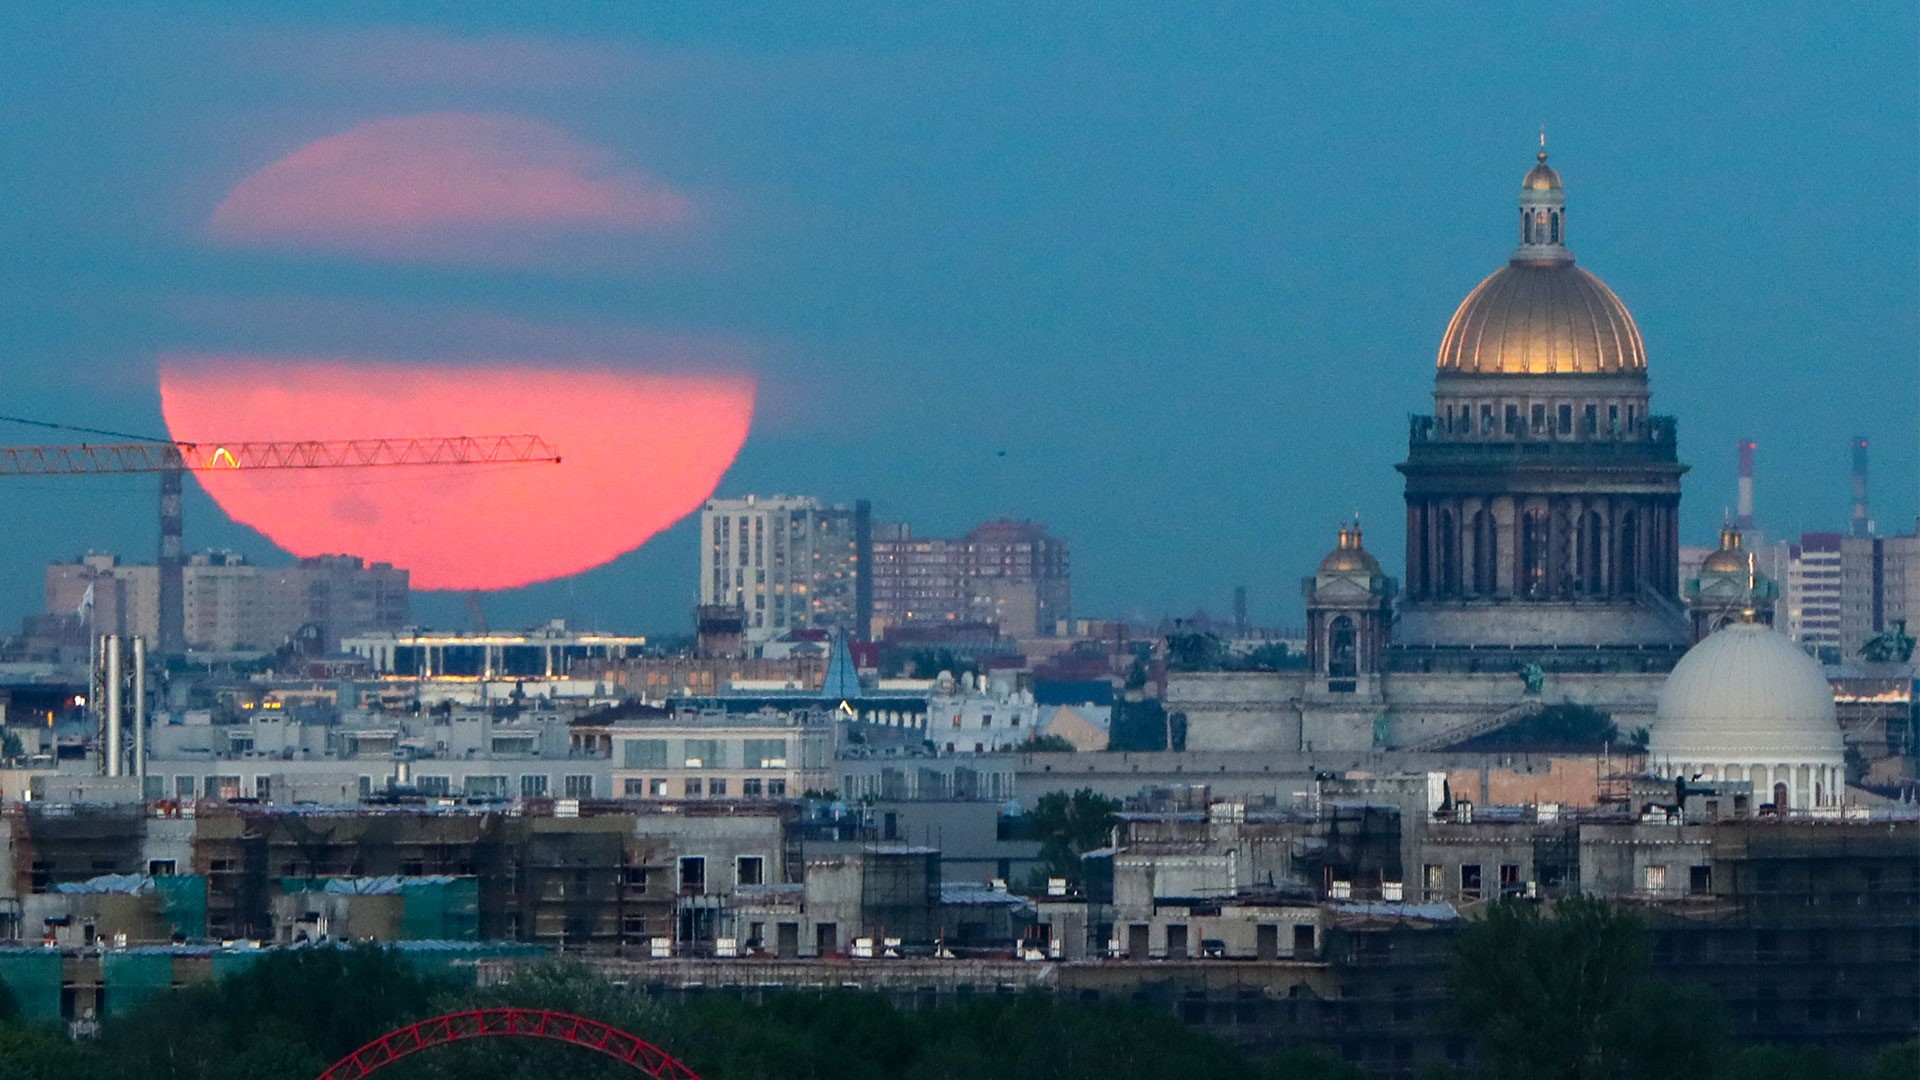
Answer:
[1,4,1913,632]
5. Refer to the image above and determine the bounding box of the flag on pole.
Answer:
[77,582,95,623]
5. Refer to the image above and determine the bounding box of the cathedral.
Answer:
[1175,145,1773,752]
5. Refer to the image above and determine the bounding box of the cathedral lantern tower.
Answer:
[1684,523,1778,641]
[1395,141,1690,660]
[1303,522,1395,694]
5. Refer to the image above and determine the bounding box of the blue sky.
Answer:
[0,3,1914,633]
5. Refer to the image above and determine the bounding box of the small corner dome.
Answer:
[1651,622,1842,759]
[1523,158,1562,193]
[1318,525,1381,575]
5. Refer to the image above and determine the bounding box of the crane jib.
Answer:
[0,436,561,475]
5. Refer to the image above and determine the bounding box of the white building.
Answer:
[1648,620,1847,810]
[926,674,1043,754]
[699,495,863,644]
[590,707,838,801]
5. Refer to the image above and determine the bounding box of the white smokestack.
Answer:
[132,636,147,784]
[104,634,123,778]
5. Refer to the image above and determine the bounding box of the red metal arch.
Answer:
[315,1008,700,1080]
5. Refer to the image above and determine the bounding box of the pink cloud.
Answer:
[208,112,694,264]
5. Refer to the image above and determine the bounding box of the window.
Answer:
[1423,864,1444,901]
[1504,403,1520,435]
[1500,864,1522,894]
[650,778,669,797]
[1328,615,1358,679]
[768,779,787,797]
[684,778,704,798]
[624,867,649,890]
[742,778,763,797]
[1557,403,1573,433]
[742,738,787,769]
[416,775,451,797]
[175,775,195,799]
[465,775,507,798]
[1480,404,1495,435]
[737,855,765,887]
[683,739,722,769]
[563,774,594,798]
[1690,865,1712,895]
[520,774,548,798]
[490,735,536,755]
[1530,403,1546,433]
[709,778,728,797]
[1608,403,1620,433]
[1460,864,1482,900]
[1521,509,1551,599]
[1583,403,1597,435]
[148,859,176,876]
[679,856,706,895]
[623,739,668,769]
[624,778,648,796]
[1643,865,1667,892]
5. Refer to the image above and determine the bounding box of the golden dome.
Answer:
[1701,524,1750,574]
[1319,524,1382,575]
[1523,151,1562,192]
[1436,261,1646,375]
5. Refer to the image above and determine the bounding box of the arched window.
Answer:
[1416,509,1431,598]
[1328,615,1358,679]
[1437,510,1458,595]
[1521,509,1550,599]
[1618,511,1639,595]
[1549,210,1560,243]
[1584,512,1604,594]
[1772,781,1789,809]
[1554,509,1577,598]
[1473,510,1497,596]
[1520,209,1530,244]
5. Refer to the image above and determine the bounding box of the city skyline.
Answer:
[0,5,1914,636]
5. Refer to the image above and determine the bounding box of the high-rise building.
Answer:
[45,551,407,652]
[1770,533,1845,662]
[869,519,1070,638]
[698,495,865,643]
[1764,528,1919,664]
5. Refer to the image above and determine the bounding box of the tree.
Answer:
[1014,733,1076,753]
[1023,788,1121,886]
[1165,629,1227,671]
[1108,699,1168,751]
[1869,1039,1920,1080]
[1446,896,1723,1080]
[97,945,459,1079]
[1461,703,1620,750]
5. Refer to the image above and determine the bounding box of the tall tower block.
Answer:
[1736,440,1756,530]
[1850,437,1870,537]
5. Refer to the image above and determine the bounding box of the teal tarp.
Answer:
[101,951,173,1017]
[0,951,64,1023]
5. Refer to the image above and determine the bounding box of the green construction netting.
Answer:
[154,875,207,940]
[101,952,174,1018]
[210,950,264,981]
[0,951,65,1023]
[401,879,479,942]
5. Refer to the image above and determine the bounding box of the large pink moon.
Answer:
[159,358,754,591]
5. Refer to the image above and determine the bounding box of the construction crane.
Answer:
[0,431,561,654]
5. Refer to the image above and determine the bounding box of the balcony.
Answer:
[1405,414,1679,465]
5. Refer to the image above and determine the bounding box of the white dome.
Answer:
[1650,622,1843,762]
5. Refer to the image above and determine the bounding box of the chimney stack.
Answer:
[1851,436,1871,537]
[1736,440,1756,530]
